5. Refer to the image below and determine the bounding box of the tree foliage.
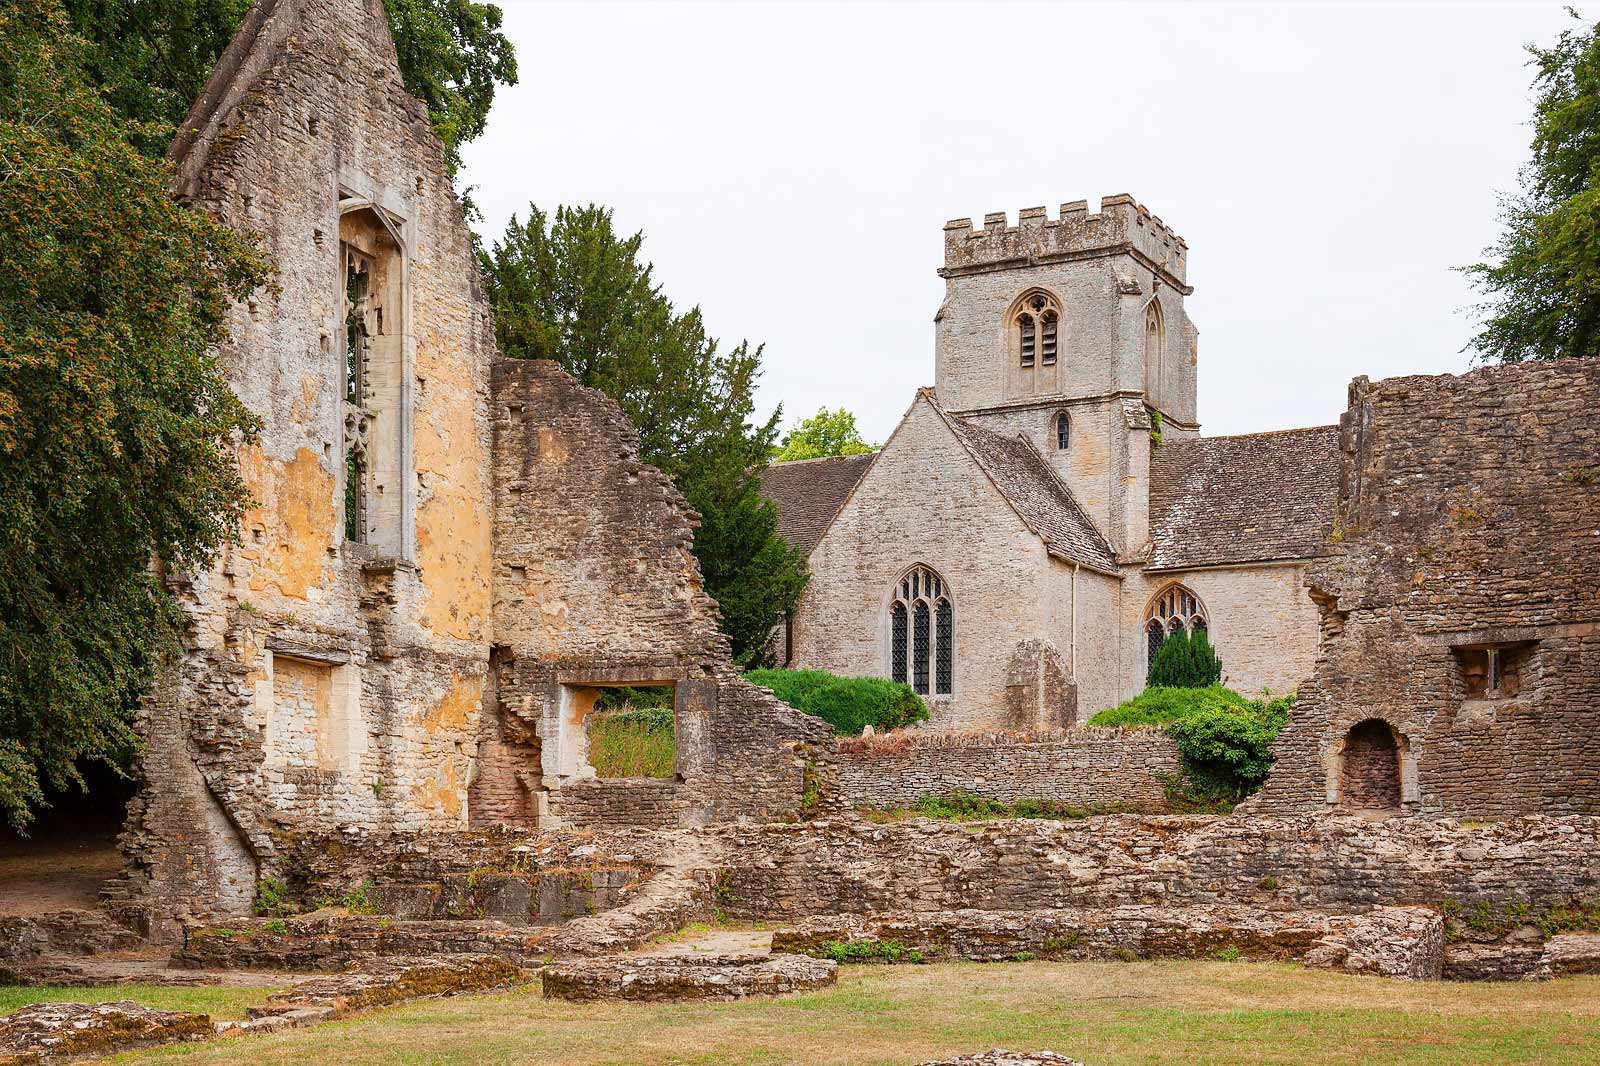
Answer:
[773,406,875,462]
[0,0,271,830]
[61,0,516,171]
[1146,628,1223,688]
[482,204,809,665]
[1467,10,1600,362]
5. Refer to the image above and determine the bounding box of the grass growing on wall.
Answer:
[587,705,675,778]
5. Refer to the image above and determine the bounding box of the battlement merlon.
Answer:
[939,194,1190,292]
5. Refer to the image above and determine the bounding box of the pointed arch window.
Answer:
[1143,583,1208,677]
[1055,411,1070,451]
[1011,291,1062,370]
[1143,298,1165,402]
[888,565,953,696]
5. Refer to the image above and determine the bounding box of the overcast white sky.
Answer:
[461,1,1578,443]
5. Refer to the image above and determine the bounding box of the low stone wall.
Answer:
[713,814,1600,921]
[836,729,1180,811]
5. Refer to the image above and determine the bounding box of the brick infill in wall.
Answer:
[837,728,1179,810]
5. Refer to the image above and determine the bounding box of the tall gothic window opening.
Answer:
[342,247,372,543]
[338,203,407,556]
[1143,298,1165,403]
[888,565,953,697]
[1055,411,1070,451]
[1011,291,1062,371]
[1144,583,1208,677]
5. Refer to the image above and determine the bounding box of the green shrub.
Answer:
[1146,628,1223,688]
[588,706,675,778]
[1088,685,1252,728]
[745,669,928,736]
[743,669,837,711]
[1091,686,1293,806]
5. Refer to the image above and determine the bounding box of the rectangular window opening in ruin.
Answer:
[565,683,677,781]
[1453,642,1535,701]
[338,203,409,558]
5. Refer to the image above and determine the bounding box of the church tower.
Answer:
[934,194,1198,557]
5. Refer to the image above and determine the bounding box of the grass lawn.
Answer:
[0,984,274,1021]
[93,960,1600,1066]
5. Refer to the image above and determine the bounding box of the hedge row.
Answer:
[744,669,929,736]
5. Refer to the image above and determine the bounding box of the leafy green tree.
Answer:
[62,0,516,171]
[773,407,876,462]
[0,0,271,830]
[1467,11,1600,362]
[1146,628,1223,688]
[482,204,809,665]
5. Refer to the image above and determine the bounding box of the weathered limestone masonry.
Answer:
[836,729,1179,811]
[1249,360,1600,817]
[113,0,831,942]
[713,815,1600,920]
[482,359,834,829]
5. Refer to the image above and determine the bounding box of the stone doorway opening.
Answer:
[1340,719,1402,812]
[0,761,133,915]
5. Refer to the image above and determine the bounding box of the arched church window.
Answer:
[1143,298,1165,403]
[889,565,953,697]
[1055,411,1070,451]
[1011,291,1062,371]
[1143,583,1208,677]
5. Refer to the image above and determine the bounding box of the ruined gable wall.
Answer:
[1249,360,1600,817]
[488,359,833,827]
[130,0,496,936]
[789,398,1053,731]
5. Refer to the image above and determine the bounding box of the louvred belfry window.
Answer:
[888,565,953,697]
[1012,291,1063,371]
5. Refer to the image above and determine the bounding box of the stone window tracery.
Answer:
[1011,291,1062,371]
[889,565,953,697]
[1143,583,1207,677]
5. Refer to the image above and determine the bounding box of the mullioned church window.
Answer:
[1012,291,1062,369]
[889,565,953,696]
[1144,583,1207,677]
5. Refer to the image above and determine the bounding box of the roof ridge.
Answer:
[1175,424,1339,444]
[766,452,876,469]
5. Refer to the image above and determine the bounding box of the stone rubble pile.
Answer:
[0,1001,212,1065]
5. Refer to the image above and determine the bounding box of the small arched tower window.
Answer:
[1143,583,1207,678]
[1010,291,1062,370]
[1055,411,1070,451]
[888,565,953,697]
[1143,298,1165,402]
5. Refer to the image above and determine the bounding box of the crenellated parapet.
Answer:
[941,194,1188,289]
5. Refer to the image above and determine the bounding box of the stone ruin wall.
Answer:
[483,359,835,830]
[130,0,499,940]
[836,729,1179,811]
[1250,360,1600,818]
[713,814,1600,923]
[116,0,834,940]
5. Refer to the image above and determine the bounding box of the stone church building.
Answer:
[763,200,1339,729]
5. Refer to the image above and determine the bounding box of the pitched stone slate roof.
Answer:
[759,453,876,556]
[1147,425,1340,570]
[941,413,1120,574]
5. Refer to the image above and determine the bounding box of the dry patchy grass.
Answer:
[0,984,274,1021]
[91,960,1600,1065]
